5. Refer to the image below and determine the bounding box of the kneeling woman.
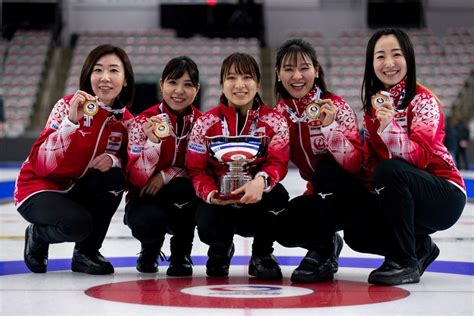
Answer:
[125,56,202,276]
[16,45,135,274]
[360,29,466,285]
[186,53,290,280]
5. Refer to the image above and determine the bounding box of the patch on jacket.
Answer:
[106,132,123,152]
[188,142,206,153]
[130,145,143,154]
[50,121,59,130]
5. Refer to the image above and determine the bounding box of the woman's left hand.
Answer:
[376,102,395,132]
[231,176,265,204]
[90,153,113,172]
[317,99,337,127]
[140,173,164,197]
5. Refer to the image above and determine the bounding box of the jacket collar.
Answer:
[387,78,406,110]
[283,84,321,112]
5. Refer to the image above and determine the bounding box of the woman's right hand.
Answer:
[140,173,165,197]
[68,90,95,124]
[376,102,395,133]
[142,116,165,143]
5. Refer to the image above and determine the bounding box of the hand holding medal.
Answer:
[68,90,95,124]
[372,91,395,132]
[371,91,391,110]
[144,114,170,143]
[312,99,336,127]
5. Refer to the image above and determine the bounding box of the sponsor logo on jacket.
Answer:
[106,132,123,152]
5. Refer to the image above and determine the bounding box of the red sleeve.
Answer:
[186,114,221,201]
[258,111,290,188]
[126,115,162,188]
[378,92,439,168]
[321,98,363,174]
[28,97,82,177]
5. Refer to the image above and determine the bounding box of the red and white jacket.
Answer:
[14,95,133,207]
[274,85,362,195]
[362,79,466,193]
[186,102,290,203]
[126,102,201,196]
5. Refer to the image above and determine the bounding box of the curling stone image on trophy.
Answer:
[206,135,269,201]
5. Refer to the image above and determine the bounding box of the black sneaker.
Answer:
[290,250,334,283]
[418,239,440,276]
[248,254,283,280]
[368,260,420,285]
[24,224,49,273]
[206,243,235,277]
[71,249,114,275]
[136,243,164,273]
[167,254,193,277]
[331,233,344,273]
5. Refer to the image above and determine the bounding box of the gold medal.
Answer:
[153,120,170,138]
[371,92,390,109]
[305,102,320,120]
[83,100,99,116]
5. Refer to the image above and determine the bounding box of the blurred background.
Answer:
[0,0,473,170]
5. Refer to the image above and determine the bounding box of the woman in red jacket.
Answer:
[361,28,466,285]
[125,56,201,276]
[186,53,290,280]
[15,44,135,274]
[273,39,363,283]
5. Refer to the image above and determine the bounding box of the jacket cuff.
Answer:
[206,190,217,204]
[104,153,121,168]
[320,120,338,138]
[160,170,170,185]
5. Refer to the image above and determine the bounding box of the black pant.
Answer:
[277,158,466,266]
[196,183,289,255]
[124,177,197,255]
[369,159,466,266]
[276,157,364,256]
[17,168,126,253]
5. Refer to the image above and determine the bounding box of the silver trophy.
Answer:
[206,135,269,200]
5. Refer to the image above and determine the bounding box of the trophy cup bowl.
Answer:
[206,135,269,201]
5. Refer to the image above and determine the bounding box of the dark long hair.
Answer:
[219,52,264,106]
[361,28,416,114]
[274,38,328,100]
[79,44,135,109]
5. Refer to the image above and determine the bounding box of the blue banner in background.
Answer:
[0,181,15,200]
[0,167,473,201]
[465,178,473,199]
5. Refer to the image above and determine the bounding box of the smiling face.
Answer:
[160,72,199,115]
[90,53,126,106]
[277,52,318,99]
[221,64,260,109]
[373,34,407,90]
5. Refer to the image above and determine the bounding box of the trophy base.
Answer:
[215,192,243,201]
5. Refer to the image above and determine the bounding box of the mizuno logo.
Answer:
[108,189,124,196]
[374,187,385,195]
[268,208,285,215]
[78,130,92,137]
[174,201,190,209]
[318,192,334,199]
